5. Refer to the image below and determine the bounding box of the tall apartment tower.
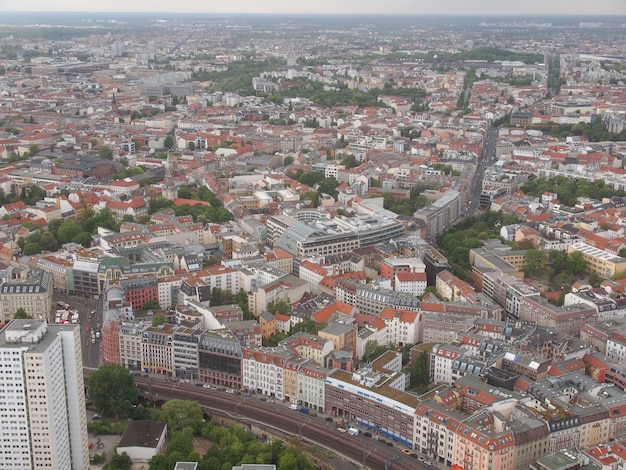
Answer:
[0,320,89,470]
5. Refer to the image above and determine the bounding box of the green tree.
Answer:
[88,365,138,419]
[166,429,194,457]
[98,146,113,160]
[19,185,46,205]
[209,287,223,307]
[277,453,299,469]
[151,314,167,327]
[58,222,83,244]
[362,340,388,363]
[419,285,442,300]
[148,454,169,470]
[410,350,431,389]
[235,289,253,320]
[164,136,174,149]
[341,154,359,169]
[143,299,160,311]
[23,242,41,255]
[283,156,294,166]
[567,250,588,275]
[161,400,204,433]
[82,208,116,233]
[72,232,93,248]
[26,144,39,157]
[300,190,319,207]
[589,272,603,287]
[524,249,547,278]
[105,451,132,470]
[266,297,292,315]
[39,231,58,251]
[295,171,325,187]
[14,308,30,319]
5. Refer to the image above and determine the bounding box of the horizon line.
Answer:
[1,11,626,17]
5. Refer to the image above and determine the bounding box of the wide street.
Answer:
[53,292,102,369]
[466,124,499,218]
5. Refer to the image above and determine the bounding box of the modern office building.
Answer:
[414,189,462,240]
[0,320,89,470]
[269,214,403,258]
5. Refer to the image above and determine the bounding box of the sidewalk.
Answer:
[88,432,120,468]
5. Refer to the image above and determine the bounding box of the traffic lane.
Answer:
[52,292,100,328]
[82,333,99,369]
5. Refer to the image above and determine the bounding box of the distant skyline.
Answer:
[1,0,625,16]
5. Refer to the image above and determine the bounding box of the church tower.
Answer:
[163,154,177,200]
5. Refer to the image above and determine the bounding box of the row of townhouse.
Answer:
[111,303,626,470]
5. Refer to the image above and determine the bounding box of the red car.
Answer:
[85,326,90,332]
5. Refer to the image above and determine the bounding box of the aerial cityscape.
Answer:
[1,8,626,470]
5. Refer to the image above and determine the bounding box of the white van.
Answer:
[289,403,298,410]
[348,427,360,436]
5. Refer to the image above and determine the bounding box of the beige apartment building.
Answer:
[0,270,53,322]
[568,241,626,278]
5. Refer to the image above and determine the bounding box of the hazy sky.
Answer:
[1,0,625,16]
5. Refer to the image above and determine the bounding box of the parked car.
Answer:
[259,397,267,401]
[386,442,394,447]
[425,461,433,466]
[363,432,372,438]
[92,414,101,421]
[225,389,235,394]
[409,453,418,459]
[325,417,333,422]
[402,449,411,455]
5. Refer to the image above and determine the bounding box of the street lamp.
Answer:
[147,377,153,402]
[363,440,376,467]
[298,414,311,440]
[384,454,400,470]
[235,396,246,416]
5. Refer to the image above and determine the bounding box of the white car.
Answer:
[203,384,211,389]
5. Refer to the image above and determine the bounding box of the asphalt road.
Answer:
[53,292,102,369]
[83,371,433,470]
[466,124,499,218]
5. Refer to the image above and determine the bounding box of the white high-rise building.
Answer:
[0,320,89,470]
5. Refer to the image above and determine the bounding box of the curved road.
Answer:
[84,371,426,470]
